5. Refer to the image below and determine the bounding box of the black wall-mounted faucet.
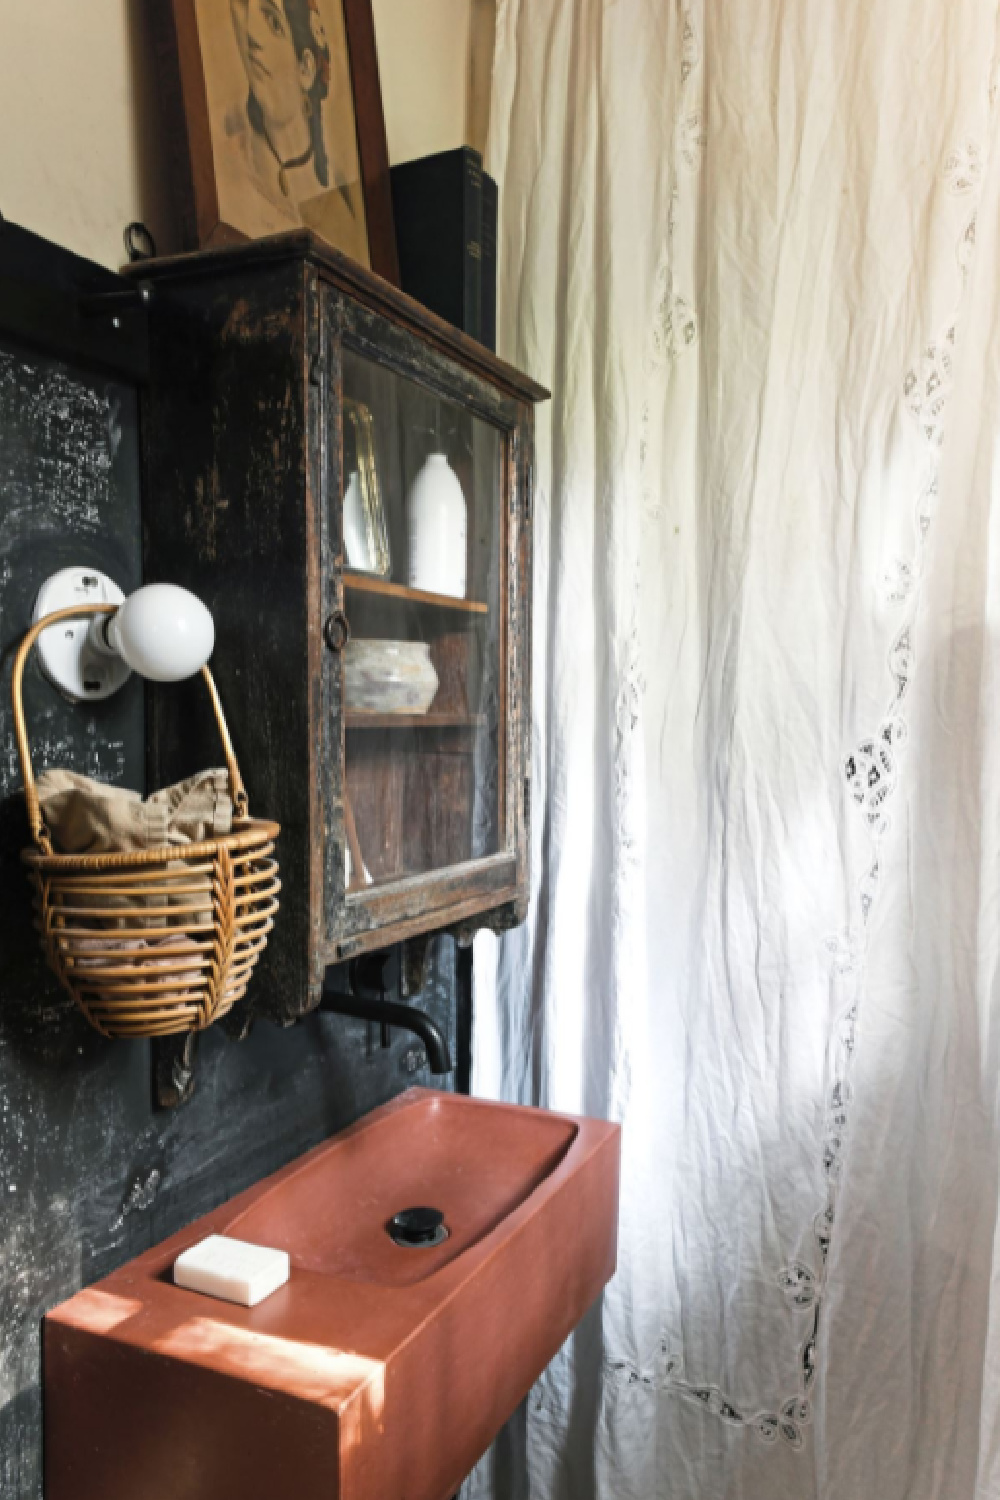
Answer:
[319,954,453,1075]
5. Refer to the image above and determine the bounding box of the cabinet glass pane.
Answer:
[340,348,504,889]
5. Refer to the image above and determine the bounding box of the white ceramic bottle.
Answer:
[406,453,467,599]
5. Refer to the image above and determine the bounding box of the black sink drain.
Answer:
[387,1206,449,1248]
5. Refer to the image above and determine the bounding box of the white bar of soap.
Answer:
[173,1235,290,1307]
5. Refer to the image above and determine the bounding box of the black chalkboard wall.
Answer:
[0,224,459,1498]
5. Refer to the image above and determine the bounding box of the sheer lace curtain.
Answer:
[464,2,1000,1497]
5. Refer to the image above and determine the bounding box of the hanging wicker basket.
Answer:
[12,603,281,1040]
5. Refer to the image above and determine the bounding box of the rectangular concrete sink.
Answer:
[45,1089,620,1500]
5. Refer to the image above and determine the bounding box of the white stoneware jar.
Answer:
[406,453,467,598]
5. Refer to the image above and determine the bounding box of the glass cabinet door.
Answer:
[338,346,506,891]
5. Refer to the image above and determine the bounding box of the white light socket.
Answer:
[31,568,130,703]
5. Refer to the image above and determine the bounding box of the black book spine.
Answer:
[481,171,498,353]
[463,151,483,343]
[390,148,487,341]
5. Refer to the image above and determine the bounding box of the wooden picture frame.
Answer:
[151,0,400,284]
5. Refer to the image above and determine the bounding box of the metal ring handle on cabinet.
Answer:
[324,610,351,653]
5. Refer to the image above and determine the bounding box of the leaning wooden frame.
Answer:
[150,0,399,282]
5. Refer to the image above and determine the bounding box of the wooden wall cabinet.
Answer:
[138,232,546,1022]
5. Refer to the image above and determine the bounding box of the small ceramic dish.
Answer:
[343,640,439,714]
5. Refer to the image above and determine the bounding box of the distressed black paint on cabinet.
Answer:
[0,229,458,1500]
[137,231,545,1026]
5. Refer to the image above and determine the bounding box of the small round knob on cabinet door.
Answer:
[324,610,351,653]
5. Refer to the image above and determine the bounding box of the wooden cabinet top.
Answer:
[129,228,550,407]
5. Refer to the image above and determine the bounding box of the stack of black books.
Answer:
[390,146,498,352]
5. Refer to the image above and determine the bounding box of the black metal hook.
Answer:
[124,221,157,263]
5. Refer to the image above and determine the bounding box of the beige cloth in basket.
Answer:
[36,769,234,937]
[35,768,233,855]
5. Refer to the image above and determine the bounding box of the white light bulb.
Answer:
[108,584,215,682]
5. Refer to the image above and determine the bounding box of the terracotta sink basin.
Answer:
[45,1089,620,1500]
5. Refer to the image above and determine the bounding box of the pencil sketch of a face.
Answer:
[199,0,370,265]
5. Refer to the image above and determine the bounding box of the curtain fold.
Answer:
[468,2,1000,1496]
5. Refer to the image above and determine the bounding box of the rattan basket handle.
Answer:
[11,603,249,855]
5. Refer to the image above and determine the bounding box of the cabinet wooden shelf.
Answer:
[345,712,486,730]
[344,574,488,615]
[139,230,547,1023]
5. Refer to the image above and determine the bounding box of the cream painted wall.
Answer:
[371,0,471,165]
[0,0,481,271]
[0,1,172,269]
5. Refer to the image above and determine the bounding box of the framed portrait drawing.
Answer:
[152,0,399,283]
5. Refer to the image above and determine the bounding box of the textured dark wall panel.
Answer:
[0,334,456,1499]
